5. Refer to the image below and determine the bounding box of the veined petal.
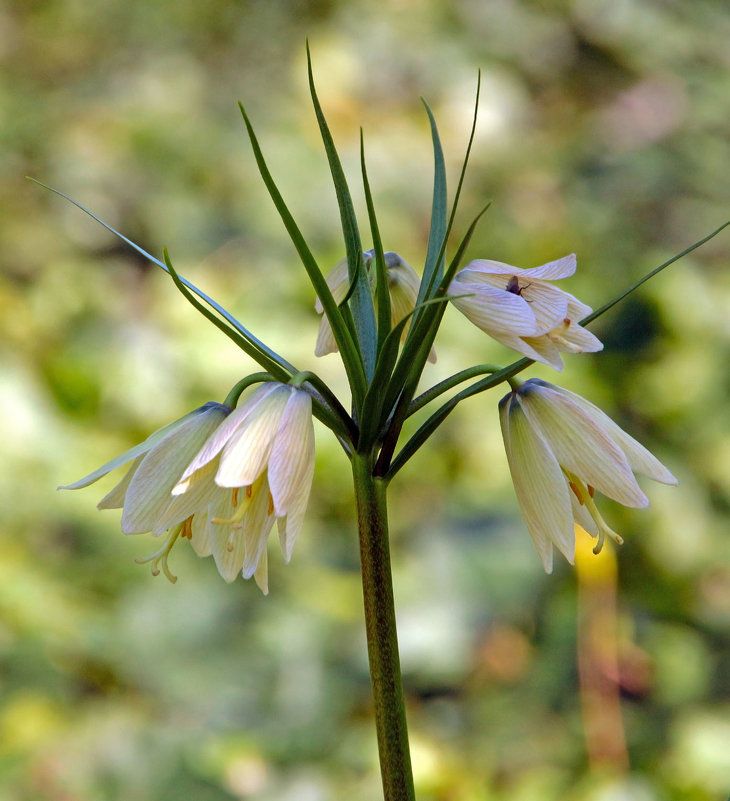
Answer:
[517,381,648,507]
[551,321,603,354]
[569,491,599,537]
[499,392,576,571]
[242,476,276,579]
[564,291,593,322]
[460,259,522,277]
[544,383,677,485]
[388,276,437,362]
[121,406,229,534]
[314,315,338,357]
[519,335,565,370]
[277,488,309,563]
[216,385,291,487]
[521,254,576,281]
[209,491,245,582]
[453,269,510,288]
[314,257,350,314]
[189,506,213,557]
[97,455,144,509]
[174,387,276,492]
[484,328,559,366]
[253,548,269,595]
[387,258,421,302]
[154,458,219,533]
[58,406,211,491]
[449,280,538,336]
[521,282,569,333]
[461,254,576,281]
[268,390,315,517]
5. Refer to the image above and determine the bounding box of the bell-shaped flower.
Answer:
[498,378,677,572]
[174,382,315,589]
[448,254,602,370]
[315,251,435,362]
[59,402,231,581]
[171,475,273,594]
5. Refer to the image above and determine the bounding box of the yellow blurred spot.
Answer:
[574,525,617,583]
[0,693,64,752]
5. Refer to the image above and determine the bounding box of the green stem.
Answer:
[352,453,415,801]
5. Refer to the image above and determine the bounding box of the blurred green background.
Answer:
[2,1,729,799]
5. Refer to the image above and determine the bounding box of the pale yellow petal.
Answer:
[97,455,144,510]
[215,386,290,488]
[189,507,213,557]
[499,392,576,571]
[546,384,677,485]
[268,390,315,517]
[449,280,538,336]
[174,387,276,492]
[209,492,245,582]
[242,477,276,579]
[58,407,209,491]
[518,381,648,507]
[521,254,576,281]
[121,406,230,535]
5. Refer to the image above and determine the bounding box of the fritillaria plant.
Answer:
[48,51,727,801]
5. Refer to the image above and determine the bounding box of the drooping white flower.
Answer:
[59,402,231,581]
[174,382,315,590]
[498,378,677,572]
[315,251,436,362]
[449,254,602,370]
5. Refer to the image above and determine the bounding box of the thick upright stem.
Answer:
[352,452,415,801]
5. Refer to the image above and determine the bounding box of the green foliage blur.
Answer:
[2,1,730,799]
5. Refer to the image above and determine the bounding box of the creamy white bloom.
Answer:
[59,402,231,583]
[315,251,436,362]
[174,382,315,590]
[60,402,230,532]
[449,254,602,370]
[499,378,677,572]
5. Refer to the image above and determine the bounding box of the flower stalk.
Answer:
[352,452,415,801]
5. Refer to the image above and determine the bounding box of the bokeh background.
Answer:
[2,1,729,799]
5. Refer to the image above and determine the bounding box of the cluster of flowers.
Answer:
[63,252,676,586]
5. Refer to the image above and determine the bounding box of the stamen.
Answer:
[213,489,253,526]
[246,485,253,499]
[180,516,193,540]
[582,493,624,554]
[268,493,274,516]
[232,487,239,507]
[568,481,585,505]
[134,525,182,583]
[550,334,583,353]
[588,485,595,498]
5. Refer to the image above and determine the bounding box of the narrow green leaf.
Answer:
[360,131,391,356]
[443,71,481,266]
[358,315,414,450]
[237,104,367,407]
[306,44,377,382]
[410,75,482,323]
[163,250,291,380]
[29,178,296,375]
[360,294,456,451]
[407,362,500,417]
[580,220,730,326]
[384,397,459,481]
[385,356,532,481]
[439,201,492,289]
[417,100,447,308]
